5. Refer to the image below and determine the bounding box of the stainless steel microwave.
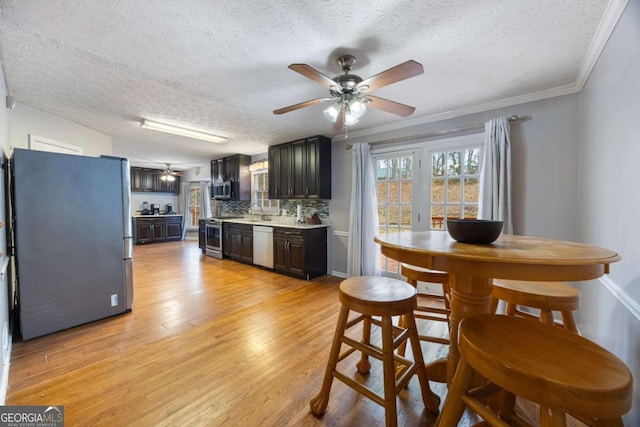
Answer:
[212,181,232,199]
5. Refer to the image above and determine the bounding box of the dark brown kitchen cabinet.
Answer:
[273,227,327,279]
[130,167,180,193]
[134,216,183,244]
[223,223,253,264]
[131,167,144,192]
[210,154,251,200]
[268,135,331,199]
[135,217,166,243]
[165,216,183,241]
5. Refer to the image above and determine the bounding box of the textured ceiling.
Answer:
[0,0,616,171]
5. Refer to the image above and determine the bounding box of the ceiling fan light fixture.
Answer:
[344,112,359,126]
[349,99,366,119]
[140,119,227,144]
[323,103,341,123]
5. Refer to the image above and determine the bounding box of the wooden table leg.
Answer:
[447,273,493,383]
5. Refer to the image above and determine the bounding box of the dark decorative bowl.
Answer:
[446,219,504,244]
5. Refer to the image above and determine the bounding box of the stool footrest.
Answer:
[461,394,512,427]
[418,334,450,345]
[333,370,386,407]
[415,313,449,322]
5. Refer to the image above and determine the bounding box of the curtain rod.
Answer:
[345,115,527,149]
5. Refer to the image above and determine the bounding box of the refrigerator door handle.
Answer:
[124,237,133,260]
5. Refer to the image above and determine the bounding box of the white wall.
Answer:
[329,94,582,275]
[578,0,640,423]
[8,103,112,157]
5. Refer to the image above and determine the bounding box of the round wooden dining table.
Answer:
[374,230,621,383]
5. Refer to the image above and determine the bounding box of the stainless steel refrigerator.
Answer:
[11,148,133,340]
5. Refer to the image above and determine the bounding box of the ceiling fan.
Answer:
[160,163,181,182]
[273,55,424,131]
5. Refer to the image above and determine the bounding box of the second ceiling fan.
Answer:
[273,55,424,131]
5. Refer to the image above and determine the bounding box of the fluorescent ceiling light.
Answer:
[140,119,227,143]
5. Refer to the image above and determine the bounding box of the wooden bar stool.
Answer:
[436,315,633,426]
[490,279,580,333]
[399,263,451,349]
[310,276,440,427]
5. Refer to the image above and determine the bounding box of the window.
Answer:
[429,147,480,229]
[375,151,415,274]
[250,168,279,214]
[373,134,483,274]
[188,185,201,227]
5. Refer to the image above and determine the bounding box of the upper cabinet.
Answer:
[130,167,180,194]
[268,135,331,200]
[210,154,251,200]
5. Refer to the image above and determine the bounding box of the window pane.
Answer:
[378,206,387,226]
[432,152,445,177]
[431,205,444,229]
[388,205,399,227]
[377,181,388,203]
[464,178,479,203]
[447,205,461,219]
[400,158,412,179]
[432,179,444,203]
[377,159,388,181]
[464,205,478,219]
[389,159,400,180]
[447,178,461,202]
[400,205,411,227]
[447,151,461,176]
[388,182,400,202]
[400,181,412,203]
[463,148,480,174]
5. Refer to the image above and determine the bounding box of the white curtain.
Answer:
[347,143,381,277]
[199,181,212,219]
[178,181,191,240]
[479,116,513,234]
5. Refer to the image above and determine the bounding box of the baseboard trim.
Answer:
[331,271,347,279]
[601,275,640,322]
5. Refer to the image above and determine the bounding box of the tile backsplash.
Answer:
[216,199,330,222]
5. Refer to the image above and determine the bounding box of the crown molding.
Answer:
[333,0,629,143]
[575,0,629,90]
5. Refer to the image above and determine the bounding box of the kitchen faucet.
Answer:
[250,202,265,220]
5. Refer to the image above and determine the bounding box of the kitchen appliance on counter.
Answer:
[150,203,161,215]
[11,148,134,340]
[166,203,174,214]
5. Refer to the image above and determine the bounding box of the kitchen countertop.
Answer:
[220,218,329,230]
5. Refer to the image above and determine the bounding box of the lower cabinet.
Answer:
[273,227,327,280]
[223,223,253,264]
[165,216,183,241]
[134,216,183,244]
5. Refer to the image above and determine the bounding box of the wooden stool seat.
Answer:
[310,276,440,426]
[437,315,633,426]
[491,279,580,333]
[400,263,451,346]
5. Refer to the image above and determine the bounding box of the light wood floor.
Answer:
[6,241,480,426]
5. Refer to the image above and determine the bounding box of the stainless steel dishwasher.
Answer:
[252,225,274,269]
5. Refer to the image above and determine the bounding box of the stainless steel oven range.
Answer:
[205,219,223,258]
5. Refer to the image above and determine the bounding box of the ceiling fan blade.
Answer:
[289,64,339,90]
[365,96,416,117]
[273,97,334,115]
[333,108,345,132]
[356,60,424,93]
